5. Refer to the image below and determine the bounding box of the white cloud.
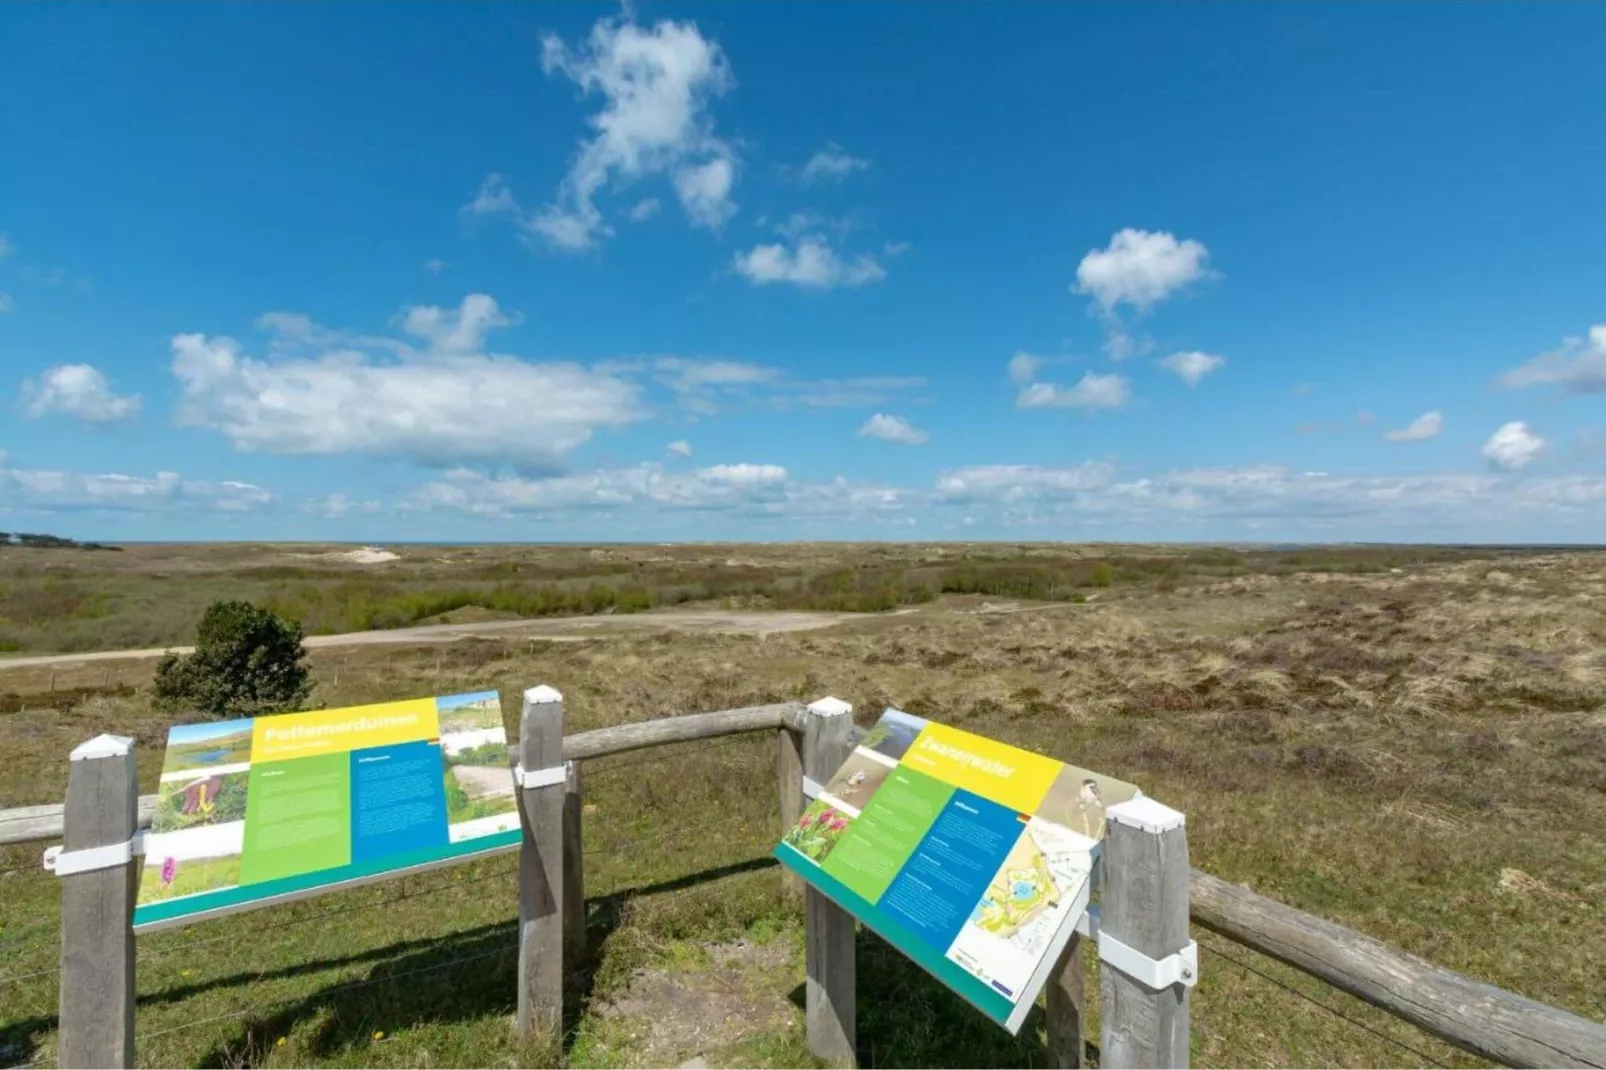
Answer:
[21,364,143,424]
[1384,411,1443,443]
[936,463,1114,502]
[409,463,913,522]
[800,144,870,185]
[401,293,514,354]
[461,174,520,218]
[1482,421,1544,471]
[930,462,1606,531]
[651,357,921,414]
[1007,351,1040,385]
[0,461,270,513]
[0,292,11,314]
[423,258,446,276]
[1499,325,1606,394]
[732,236,885,289]
[858,413,929,445]
[672,154,737,229]
[1016,371,1131,411]
[1074,229,1213,314]
[629,197,661,221]
[170,295,643,471]
[530,13,737,250]
[306,493,382,519]
[1159,351,1225,386]
[884,240,912,257]
[666,439,693,457]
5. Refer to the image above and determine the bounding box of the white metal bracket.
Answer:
[43,830,148,877]
[1075,903,1101,940]
[802,776,824,801]
[1098,929,1199,989]
[513,761,571,790]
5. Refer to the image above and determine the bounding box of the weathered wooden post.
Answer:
[1098,797,1194,1069]
[516,685,566,1055]
[53,734,139,1070]
[1048,932,1088,1069]
[802,696,856,1067]
[562,760,585,970]
[777,719,805,898]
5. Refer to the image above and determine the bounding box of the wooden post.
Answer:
[1048,932,1088,1069]
[562,760,585,970]
[1099,797,1192,1069]
[57,734,139,1070]
[516,685,565,1053]
[802,696,856,1067]
[777,726,805,898]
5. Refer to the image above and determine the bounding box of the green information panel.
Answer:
[777,709,1141,1034]
[135,690,521,928]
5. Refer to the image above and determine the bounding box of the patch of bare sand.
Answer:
[595,939,796,1067]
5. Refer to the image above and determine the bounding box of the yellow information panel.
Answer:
[778,708,1141,1034]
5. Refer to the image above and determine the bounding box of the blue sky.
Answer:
[3,2,1604,542]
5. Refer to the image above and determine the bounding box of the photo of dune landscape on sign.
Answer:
[5,1,1606,1067]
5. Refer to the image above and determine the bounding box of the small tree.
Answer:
[154,600,312,718]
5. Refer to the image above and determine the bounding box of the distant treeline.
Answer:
[0,532,122,551]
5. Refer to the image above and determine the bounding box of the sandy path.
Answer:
[450,765,515,799]
[0,607,908,672]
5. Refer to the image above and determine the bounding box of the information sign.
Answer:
[776,708,1140,1033]
[134,691,520,927]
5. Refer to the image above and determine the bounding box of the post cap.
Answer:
[1108,795,1185,833]
[523,684,563,705]
[70,734,134,761]
[807,696,853,718]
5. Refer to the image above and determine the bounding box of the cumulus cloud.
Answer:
[930,462,1606,532]
[732,236,886,289]
[628,197,661,221]
[1074,229,1213,314]
[800,144,870,185]
[1016,371,1131,411]
[858,413,929,445]
[526,13,737,250]
[1159,351,1225,386]
[1384,411,1443,443]
[22,364,143,424]
[409,462,812,518]
[666,439,693,457]
[1007,351,1040,385]
[170,294,643,471]
[461,174,521,218]
[652,358,921,414]
[0,460,270,513]
[1482,421,1544,471]
[1499,325,1606,394]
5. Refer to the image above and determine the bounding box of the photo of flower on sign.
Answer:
[777,708,1140,1034]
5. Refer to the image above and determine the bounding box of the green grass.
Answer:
[4,545,1606,1067]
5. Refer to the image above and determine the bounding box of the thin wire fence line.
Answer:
[584,818,766,861]
[0,965,57,987]
[1197,934,1451,1069]
[139,862,519,963]
[138,944,518,1043]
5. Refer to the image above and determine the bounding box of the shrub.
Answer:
[153,600,311,718]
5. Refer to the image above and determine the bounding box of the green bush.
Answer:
[153,600,311,718]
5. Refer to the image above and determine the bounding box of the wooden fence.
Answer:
[4,687,1605,1069]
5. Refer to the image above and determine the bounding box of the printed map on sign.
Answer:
[134,691,519,928]
[776,708,1139,1034]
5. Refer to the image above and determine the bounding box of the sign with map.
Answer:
[776,708,1140,1034]
[134,691,521,928]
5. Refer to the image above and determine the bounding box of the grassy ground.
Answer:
[2,545,1604,1067]
[0,540,1531,653]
